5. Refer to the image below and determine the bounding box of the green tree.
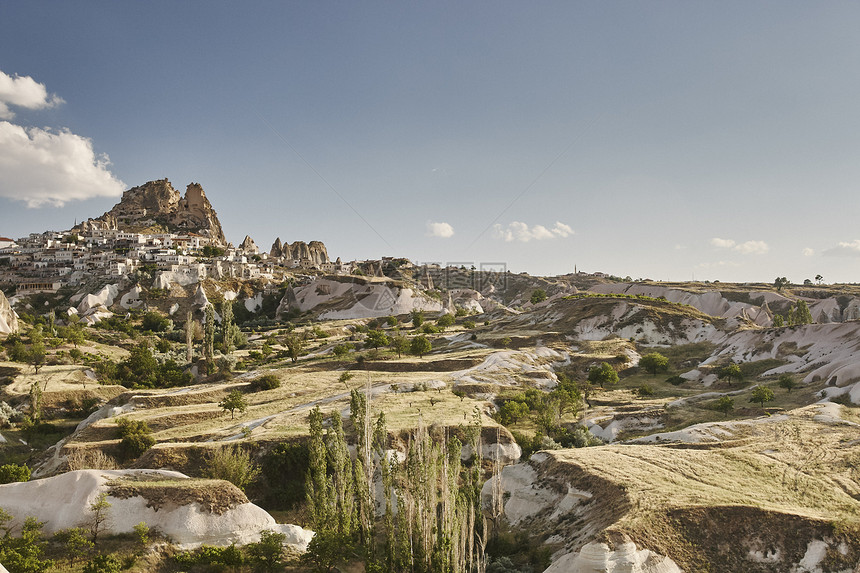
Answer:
[283,333,305,364]
[302,530,351,573]
[410,335,432,358]
[778,373,797,393]
[436,313,455,330]
[141,311,170,332]
[88,493,111,544]
[204,303,216,371]
[639,352,669,375]
[364,329,390,349]
[587,362,618,388]
[65,325,85,348]
[718,363,743,385]
[333,343,352,359]
[248,529,287,572]
[82,553,122,573]
[497,401,530,425]
[774,277,789,291]
[815,274,823,284]
[772,314,785,327]
[0,514,53,573]
[792,301,813,325]
[221,300,234,355]
[28,342,46,375]
[530,289,548,304]
[715,396,734,417]
[410,309,424,328]
[116,417,155,460]
[219,390,248,420]
[750,385,775,408]
[390,335,409,358]
[53,527,93,567]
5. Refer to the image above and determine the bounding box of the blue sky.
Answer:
[2,2,860,283]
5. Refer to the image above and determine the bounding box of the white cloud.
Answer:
[0,121,125,207]
[426,221,454,238]
[696,260,740,269]
[0,70,64,119]
[823,240,860,257]
[802,247,815,257]
[710,237,736,249]
[733,240,769,255]
[710,237,768,255]
[493,221,574,242]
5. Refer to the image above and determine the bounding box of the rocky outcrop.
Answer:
[278,277,443,319]
[546,541,682,573]
[269,238,329,266]
[0,289,19,335]
[81,179,226,244]
[238,235,258,254]
[0,469,313,550]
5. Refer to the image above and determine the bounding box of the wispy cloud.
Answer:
[493,221,573,242]
[696,260,740,269]
[823,240,860,257]
[710,237,769,255]
[426,221,454,238]
[802,247,815,257]
[0,70,64,119]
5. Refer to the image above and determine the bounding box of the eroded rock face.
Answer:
[546,541,682,573]
[81,179,226,244]
[0,289,19,334]
[0,469,314,550]
[239,235,258,254]
[269,238,329,266]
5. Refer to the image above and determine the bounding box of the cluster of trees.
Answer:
[96,345,192,389]
[303,387,496,573]
[174,532,286,572]
[495,374,599,449]
[771,300,813,327]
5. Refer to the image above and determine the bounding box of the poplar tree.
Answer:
[221,300,234,355]
[185,311,194,364]
[204,304,215,372]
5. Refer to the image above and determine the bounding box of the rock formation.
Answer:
[0,289,19,335]
[0,469,314,550]
[79,179,226,244]
[238,235,258,254]
[269,238,329,266]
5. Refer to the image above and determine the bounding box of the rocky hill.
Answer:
[77,179,226,244]
[269,238,329,266]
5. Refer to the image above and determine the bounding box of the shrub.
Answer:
[116,417,155,459]
[248,529,286,572]
[250,374,280,391]
[83,553,122,573]
[530,289,548,304]
[205,446,260,491]
[665,375,686,386]
[0,463,31,483]
[637,384,654,397]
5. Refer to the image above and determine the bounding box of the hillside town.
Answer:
[0,227,362,294]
